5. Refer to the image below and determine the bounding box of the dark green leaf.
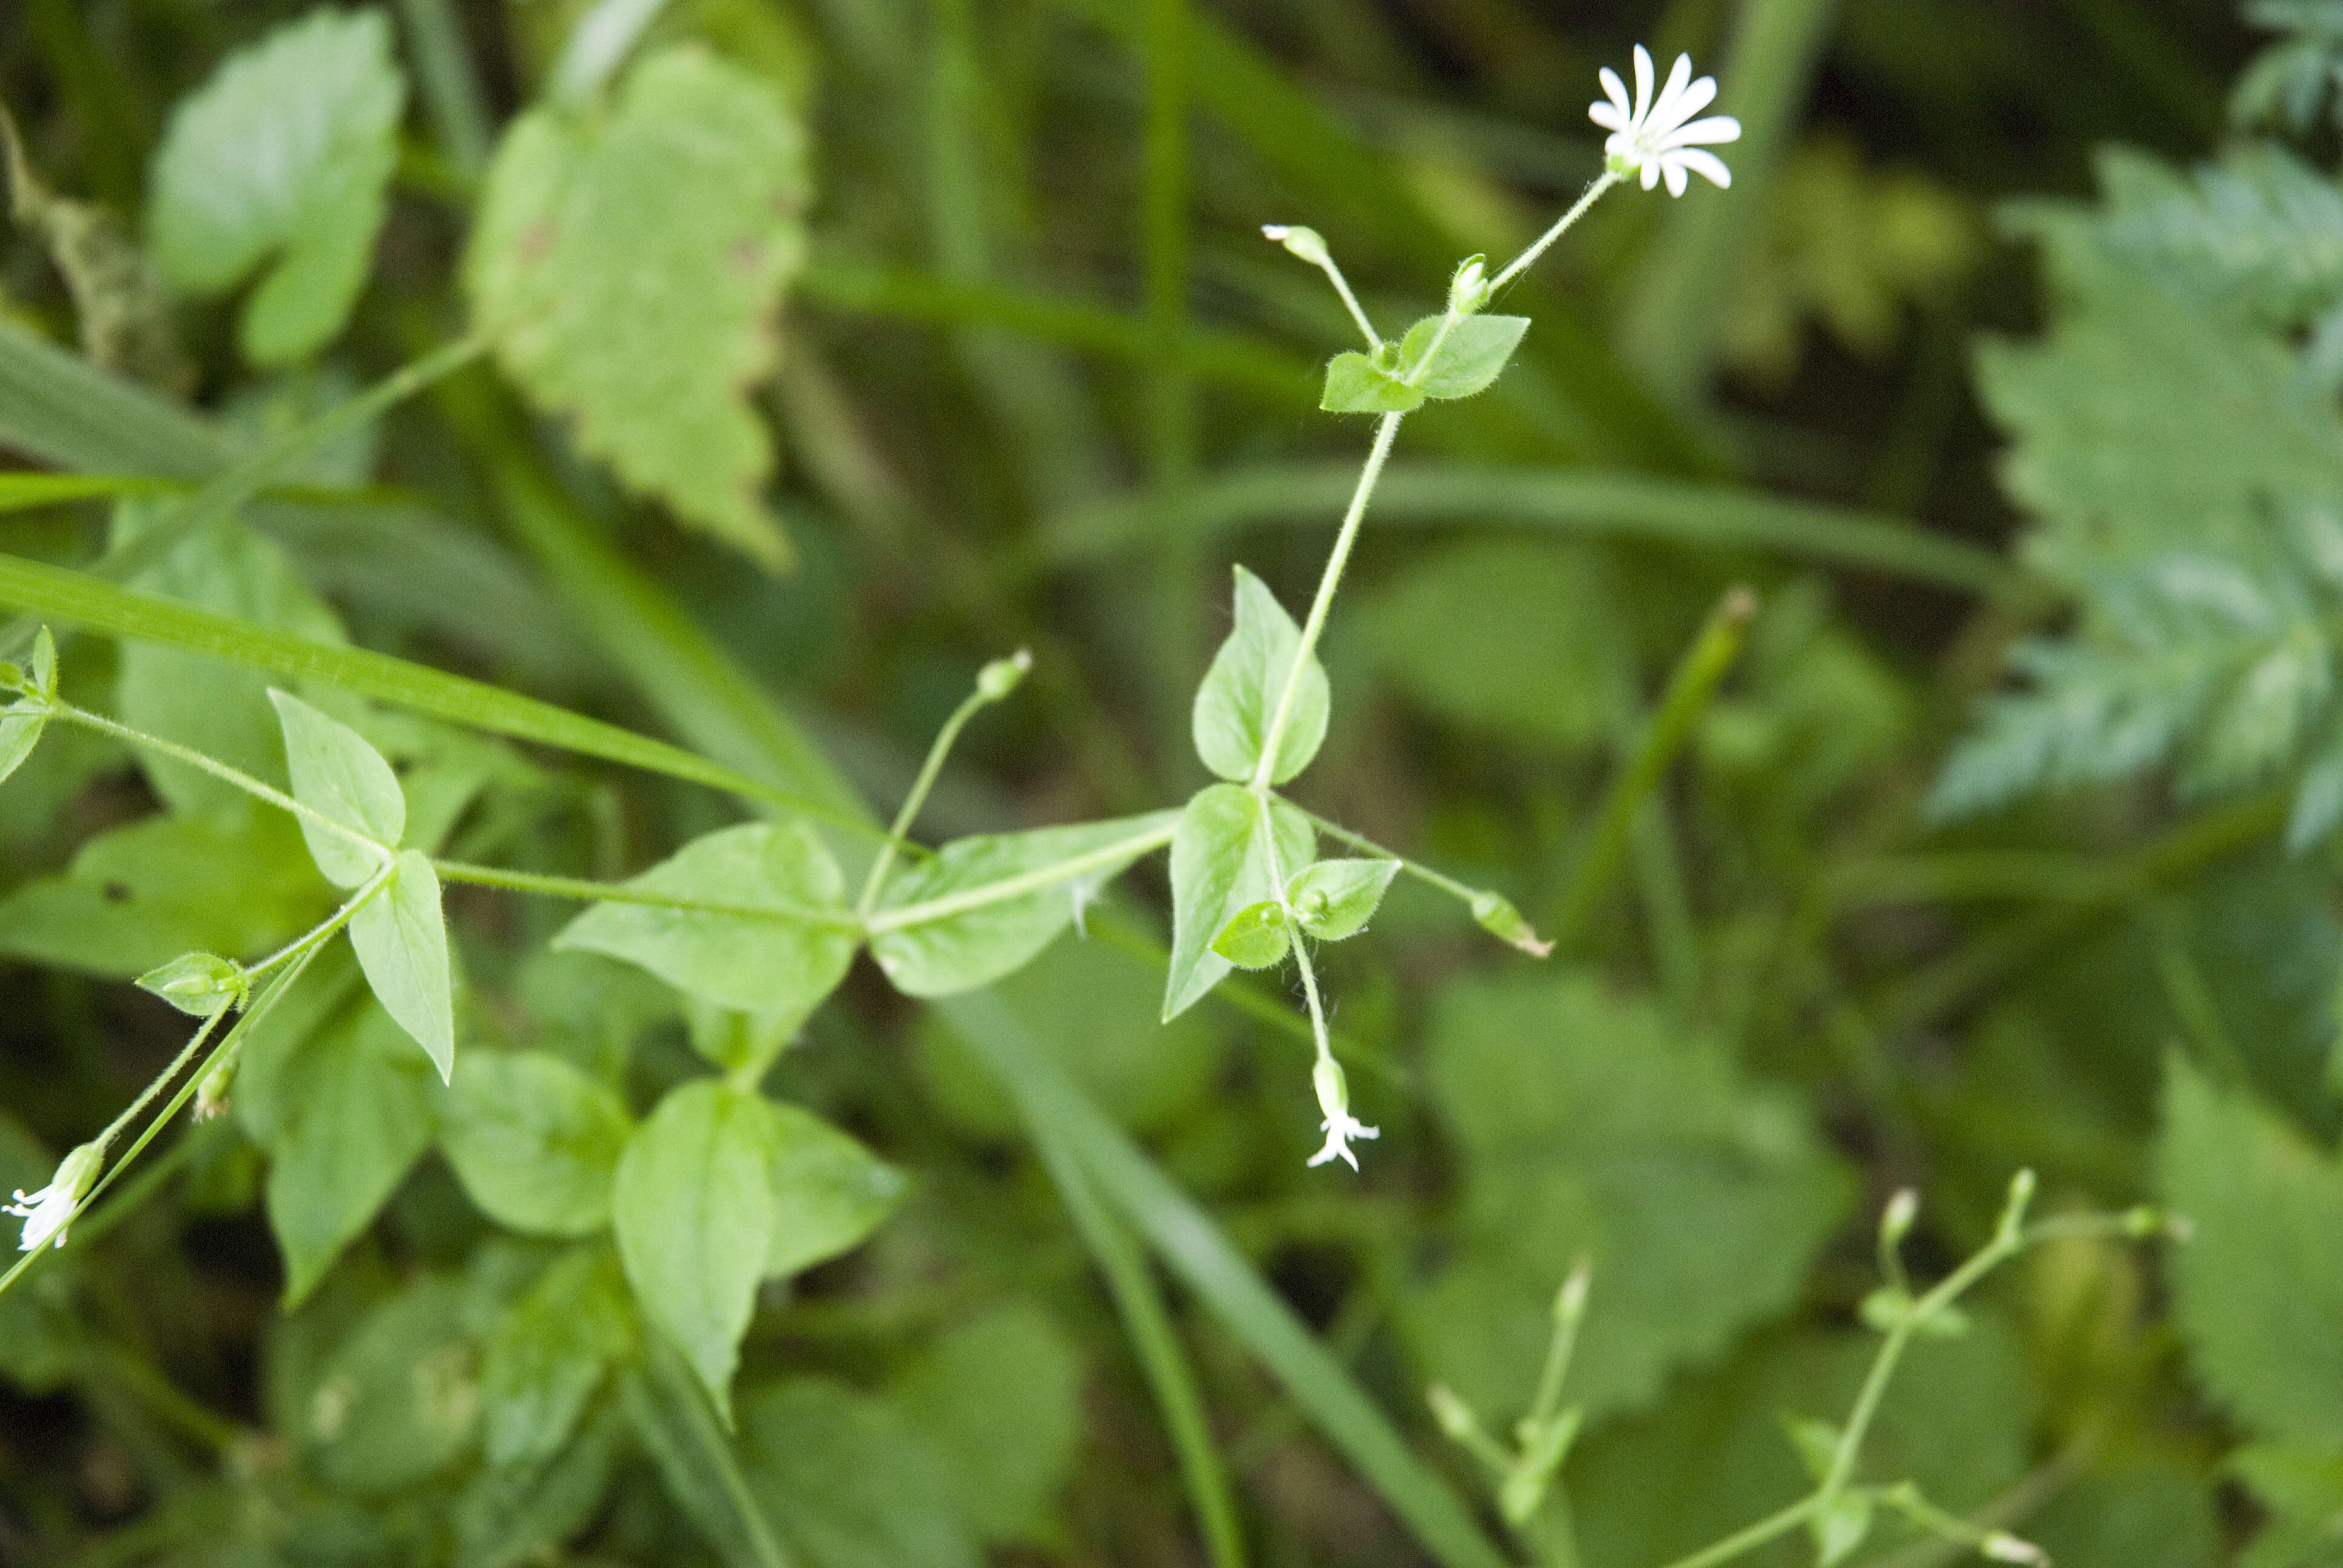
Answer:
[454,1397,626,1568]
[441,1052,634,1236]
[738,1377,977,1568]
[555,821,856,1018]
[302,1274,478,1497]
[1192,565,1328,785]
[867,810,1178,996]
[888,1304,1083,1547]
[1163,783,1314,1020]
[478,1247,634,1468]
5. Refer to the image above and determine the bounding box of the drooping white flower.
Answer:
[1306,1056,1378,1172]
[1590,45,1741,197]
[7,1142,101,1252]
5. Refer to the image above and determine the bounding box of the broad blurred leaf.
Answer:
[555,820,855,1018]
[0,808,329,976]
[270,688,403,887]
[467,45,808,567]
[252,996,437,1307]
[762,1099,903,1279]
[1193,565,1328,785]
[302,1273,479,1497]
[441,1052,634,1236]
[739,1377,978,1568]
[1163,783,1314,1021]
[888,1304,1083,1547]
[454,1397,626,1568]
[2157,1056,2343,1445]
[148,7,404,364]
[1406,973,1852,1422]
[347,851,455,1080]
[2229,1444,2343,1568]
[2026,1461,2220,1568]
[478,1246,634,1468]
[612,1079,775,1419]
[867,810,1178,996]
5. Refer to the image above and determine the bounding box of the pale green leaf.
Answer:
[1320,350,1425,413]
[888,1304,1083,1547]
[762,1100,905,1280]
[1812,1491,1873,1566]
[479,1247,634,1468]
[1193,565,1328,785]
[1208,900,1290,969]
[738,1377,978,1568]
[349,851,455,1081]
[1285,858,1400,941]
[260,997,437,1307]
[2156,1055,2343,1445]
[1163,782,1314,1021]
[867,811,1179,997]
[148,8,404,365]
[554,821,856,1018]
[135,951,246,1018]
[612,1079,775,1420]
[0,808,330,978]
[441,1052,634,1236]
[270,687,403,887]
[0,706,47,789]
[1395,312,1530,399]
[465,45,808,566]
[303,1275,478,1497]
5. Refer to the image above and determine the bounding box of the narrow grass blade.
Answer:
[940,988,1512,1568]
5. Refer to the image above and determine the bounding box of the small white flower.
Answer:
[1306,1056,1378,1172]
[7,1142,102,1252]
[1590,45,1741,197]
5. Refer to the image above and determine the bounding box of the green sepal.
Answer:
[1782,1416,1842,1483]
[136,951,249,1018]
[1396,313,1530,400]
[1810,1492,1873,1567]
[1320,351,1426,414]
[1469,890,1555,956]
[1858,1285,1969,1338]
[27,624,52,697]
[1209,901,1292,970]
[1285,858,1400,941]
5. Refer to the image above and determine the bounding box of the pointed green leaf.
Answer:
[762,1100,906,1280]
[554,821,856,1018]
[867,811,1179,996]
[1164,783,1314,1021]
[1320,350,1425,413]
[0,705,44,789]
[1396,313,1531,399]
[1193,565,1329,785]
[441,1051,635,1236]
[259,997,436,1307]
[148,8,404,365]
[1208,900,1291,969]
[349,851,455,1081]
[1285,858,1400,941]
[270,687,402,888]
[28,625,54,698]
[479,1247,635,1468]
[466,45,809,567]
[739,1378,978,1568]
[612,1080,775,1422]
[1811,1491,1873,1567]
[136,951,247,1018]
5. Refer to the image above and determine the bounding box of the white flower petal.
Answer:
[1669,74,1718,123]
[1631,44,1654,123]
[1640,161,1661,191]
[1651,51,1694,128]
[1598,65,1631,117]
[1660,114,1742,149]
[1669,147,1734,189]
[1662,160,1688,197]
[1590,100,1627,131]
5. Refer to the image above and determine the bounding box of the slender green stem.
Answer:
[87,1010,223,1161]
[862,819,1178,932]
[859,673,1008,916]
[1296,807,1484,907]
[1547,587,1755,944]
[1489,170,1623,293]
[1248,410,1404,791]
[1647,1497,1818,1568]
[247,867,395,978]
[54,703,389,864]
[88,1345,241,1454]
[395,0,493,177]
[1031,1117,1247,1568]
[432,860,864,929]
[1289,923,1333,1068]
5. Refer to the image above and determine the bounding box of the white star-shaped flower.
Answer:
[1305,1057,1378,1172]
[7,1143,100,1252]
[1590,45,1741,197]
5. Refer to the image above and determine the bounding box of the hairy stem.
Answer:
[862,818,1178,932]
[1489,169,1624,293]
[860,673,1006,915]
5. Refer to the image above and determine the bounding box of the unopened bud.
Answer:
[195,1057,236,1122]
[1448,255,1488,314]
[1470,891,1555,957]
[1880,1188,1919,1246]
[976,647,1032,702]
[1982,1532,2047,1564]
[1311,1056,1349,1123]
[1262,223,1330,267]
[1426,1383,1478,1442]
[1999,1168,2037,1237]
[1555,1259,1591,1325]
